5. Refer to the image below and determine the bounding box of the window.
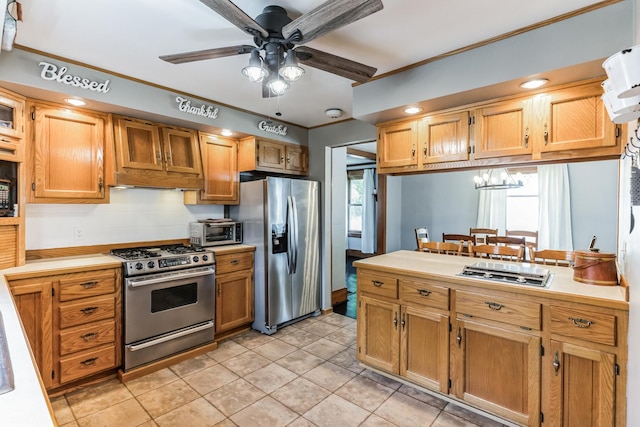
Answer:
[347,170,364,236]
[506,169,538,232]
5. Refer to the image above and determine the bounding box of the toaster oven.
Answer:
[189,221,242,247]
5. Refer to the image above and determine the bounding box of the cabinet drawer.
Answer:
[358,270,398,299]
[59,319,116,356]
[59,345,116,384]
[456,291,540,330]
[58,270,116,301]
[59,295,115,329]
[400,279,449,310]
[216,251,254,274]
[550,306,616,346]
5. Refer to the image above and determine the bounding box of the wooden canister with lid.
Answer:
[572,250,618,286]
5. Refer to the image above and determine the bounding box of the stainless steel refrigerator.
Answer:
[230,177,321,334]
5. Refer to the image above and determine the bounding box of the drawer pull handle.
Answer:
[80,281,98,289]
[80,307,98,315]
[568,317,593,328]
[81,332,98,341]
[372,280,383,287]
[485,301,503,311]
[417,289,431,297]
[553,351,560,375]
[80,357,98,366]
[230,260,239,265]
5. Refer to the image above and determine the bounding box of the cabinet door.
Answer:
[258,139,286,170]
[474,98,533,158]
[199,134,238,203]
[114,117,163,171]
[548,341,615,427]
[400,305,449,393]
[285,144,308,174]
[0,223,19,269]
[357,295,400,374]
[161,127,202,175]
[452,319,540,426]
[0,89,24,139]
[215,270,254,333]
[32,105,106,200]
[419,111,469,164]
[538,82,617,153]
[9,279,53,388]
[377,121,418,169]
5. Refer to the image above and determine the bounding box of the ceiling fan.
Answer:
[160,0,384,97]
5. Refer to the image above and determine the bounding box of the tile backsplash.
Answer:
[25,188,224,249]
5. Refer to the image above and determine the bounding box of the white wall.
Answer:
[25,188,224,249]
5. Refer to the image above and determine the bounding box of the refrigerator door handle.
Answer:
[291,196,299,274]
[286,196,296,274]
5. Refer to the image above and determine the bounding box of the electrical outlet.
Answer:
[73,226,84,241]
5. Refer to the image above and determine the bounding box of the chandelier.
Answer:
[241,44,304,96]
[473,168,524,190]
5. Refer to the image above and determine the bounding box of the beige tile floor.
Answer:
[51,313,509,427]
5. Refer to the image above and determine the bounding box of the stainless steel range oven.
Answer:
[111,245,215,371]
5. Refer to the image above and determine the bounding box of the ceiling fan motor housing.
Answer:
[255,6,291,37]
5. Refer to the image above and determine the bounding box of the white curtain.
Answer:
[476,189,507,234]
[538,164,573,250]
[361,169,376,253]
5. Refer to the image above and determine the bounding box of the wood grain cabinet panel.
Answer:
[238,136,309,176]
[115,118,163,171]
[377,120,418,169]
[161,127,202,175]
[400,279,449,310]
[214,249,254,335]
[550,305,616,346]
[419,111,470,164]
[0,223,19,269]
[184,133,238,205]
[358,270,398,299]
[474,98,533,159]
[456,290,541,330]
[29,101,109,202]
[548,341,615,427]
[357,294,400,374]
[0,87,25,162]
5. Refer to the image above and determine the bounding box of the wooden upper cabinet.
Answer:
[112,115,203,188]
[0,87,25,162]
[538,81,618,154]
[419,111,469,164]
[29,101,109,202]
[238,136,308,176]
[161,127,201,175]
[474,98,533,159]
[185,132,238,204]
[377,120,418,169]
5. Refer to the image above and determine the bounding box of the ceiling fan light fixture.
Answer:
[279,49,305,82]
[267,77,289,95]
[242,50,268,82]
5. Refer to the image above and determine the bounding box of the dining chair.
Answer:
[506,230,539,251]
[442,233,476,256]
[528,248,575,266]
[415,227,429,250]
[419,241,463,256]
[472,244,524,262]
[469,227,498,244]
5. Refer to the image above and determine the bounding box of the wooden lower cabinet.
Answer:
[213,248,255,336]
[7,267,121,390]
[356,266,628,427]
[451,319,540,426]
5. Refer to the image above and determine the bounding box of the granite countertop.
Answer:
[354,250,628,310]
[0,244,255,426]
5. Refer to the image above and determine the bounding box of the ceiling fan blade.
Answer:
[295,46,376,83]
[199,0,268,38]
[282,0,383,44]
[160,45,254,64]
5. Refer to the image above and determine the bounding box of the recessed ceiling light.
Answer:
[519,79,548,89]
[404,106,423,115]
[65,98,86,106]
[221,129,233,137]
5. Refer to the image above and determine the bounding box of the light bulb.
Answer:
[268,78,289,95]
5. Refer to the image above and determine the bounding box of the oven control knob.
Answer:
[147,261,155,269]
[193,256,199,263]
[202,255,209,262]
[135,262,143,270]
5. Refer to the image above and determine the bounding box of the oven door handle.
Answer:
[126,267,215,288]
[125,321,214,352]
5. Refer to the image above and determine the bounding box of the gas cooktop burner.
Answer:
[458,261,553,288]
[110,244,215,276]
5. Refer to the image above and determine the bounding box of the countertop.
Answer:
[0,244,255,426]
[354,250,628,310]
